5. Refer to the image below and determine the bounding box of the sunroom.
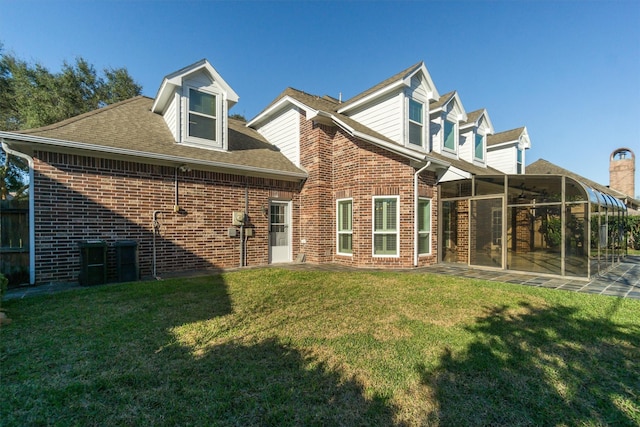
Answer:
[439,174,628,278]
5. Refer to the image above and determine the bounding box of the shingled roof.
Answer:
[429,91,457,111]
[11,96,306,180]
[526,159,628,198]
[337,61,424,111]
[487,127,526,147]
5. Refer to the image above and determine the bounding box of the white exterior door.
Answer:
[269,201,291,263]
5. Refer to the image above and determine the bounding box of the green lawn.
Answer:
[1,269,639,426]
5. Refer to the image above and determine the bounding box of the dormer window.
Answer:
[443,119,457,152]
[152,60,239,151]
[517,148,523,173]
[186,87,221,146]
[474,133,484,160]
[409,99,424,147]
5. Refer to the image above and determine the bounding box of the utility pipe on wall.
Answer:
[1,141,35,285]
[414,161,431,267]
[152,210,164,279]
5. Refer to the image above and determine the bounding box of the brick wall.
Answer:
[298,113,439,268]
[33,151,299,284]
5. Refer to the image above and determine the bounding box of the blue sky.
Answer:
[1,0,639,195]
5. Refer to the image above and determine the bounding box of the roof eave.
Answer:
[151,59,239,115]
[329,115,449,168]
[0,132,307,182]
[337,80,406,114]
[247,96,318,128]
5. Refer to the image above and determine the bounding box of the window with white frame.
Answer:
[337,199,353,255]
[409,99,423,147]
[517,148,523,174]
[186,87,220,145]
[418,198,431,254]
[474,133,484,160]
[373,196,399,256]
[443,119,456,151]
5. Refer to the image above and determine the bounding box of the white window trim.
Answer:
[418,197,432,255]
[474,133,485,161]
[182,85,223,149]
[443,118,458,154]
[408,99,424,148]
[336,198,353,256]
[516,148,524,174]
[372,196,400,258]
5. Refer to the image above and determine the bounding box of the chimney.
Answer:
[609,148,635,197]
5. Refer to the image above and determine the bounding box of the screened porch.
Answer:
[439,175,628,278]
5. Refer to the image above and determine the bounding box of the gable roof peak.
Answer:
[151,59,239,114]
[487,126,529,147]
[337,61,439,114]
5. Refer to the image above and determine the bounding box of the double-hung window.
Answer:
[409,99,424,147]
[187,87,219,144]
[373,196,399,256]
[474,133,484,160]
[443,119,456,151]
[417,198,431,255]
[337,199,353,255]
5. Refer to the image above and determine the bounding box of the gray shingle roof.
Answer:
[462,109,484,126]
[338,61,424,111]
[429,91,456,111]
[17,96,306,178]
[487,127,525,146]
[527,159,615,195]
[526,159,640,209]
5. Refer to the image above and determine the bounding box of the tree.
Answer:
[0,45,143,200]
[229,113,247,122]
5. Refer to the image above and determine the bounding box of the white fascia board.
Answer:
[448,92,467,122]
[151,78,175,113]
[152,59,239,114]
[168,59,239,103]
[520,127,531,148]
[0,132,307,181]
[437,166,472,182]
[487,140,517,150]
[460,109,494,134]
[404,63,440,100]
[337,80,406,114]
[247,96,317,128]
[480,111,495,135]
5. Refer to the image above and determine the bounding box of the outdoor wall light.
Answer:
[262,205,269,216]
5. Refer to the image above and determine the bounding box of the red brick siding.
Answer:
[298,113,439,268]
[33,151,298,284]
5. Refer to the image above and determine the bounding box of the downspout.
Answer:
[1,141,35,285]
[242,181,249,267]
[152,210,164,279]
[414,161,431,267]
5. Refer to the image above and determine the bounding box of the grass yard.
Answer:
[1,269,639,426]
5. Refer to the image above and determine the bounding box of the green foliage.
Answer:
[0,272,7,298]
[0,149,28,200]
[625,215,640,250]
[0,44,142,200]
[229,113,247,122]
[0,48,142,131]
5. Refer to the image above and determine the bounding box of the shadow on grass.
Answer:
[1,276,395,426]
[152,338,395,426]
[419,302,640,426]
